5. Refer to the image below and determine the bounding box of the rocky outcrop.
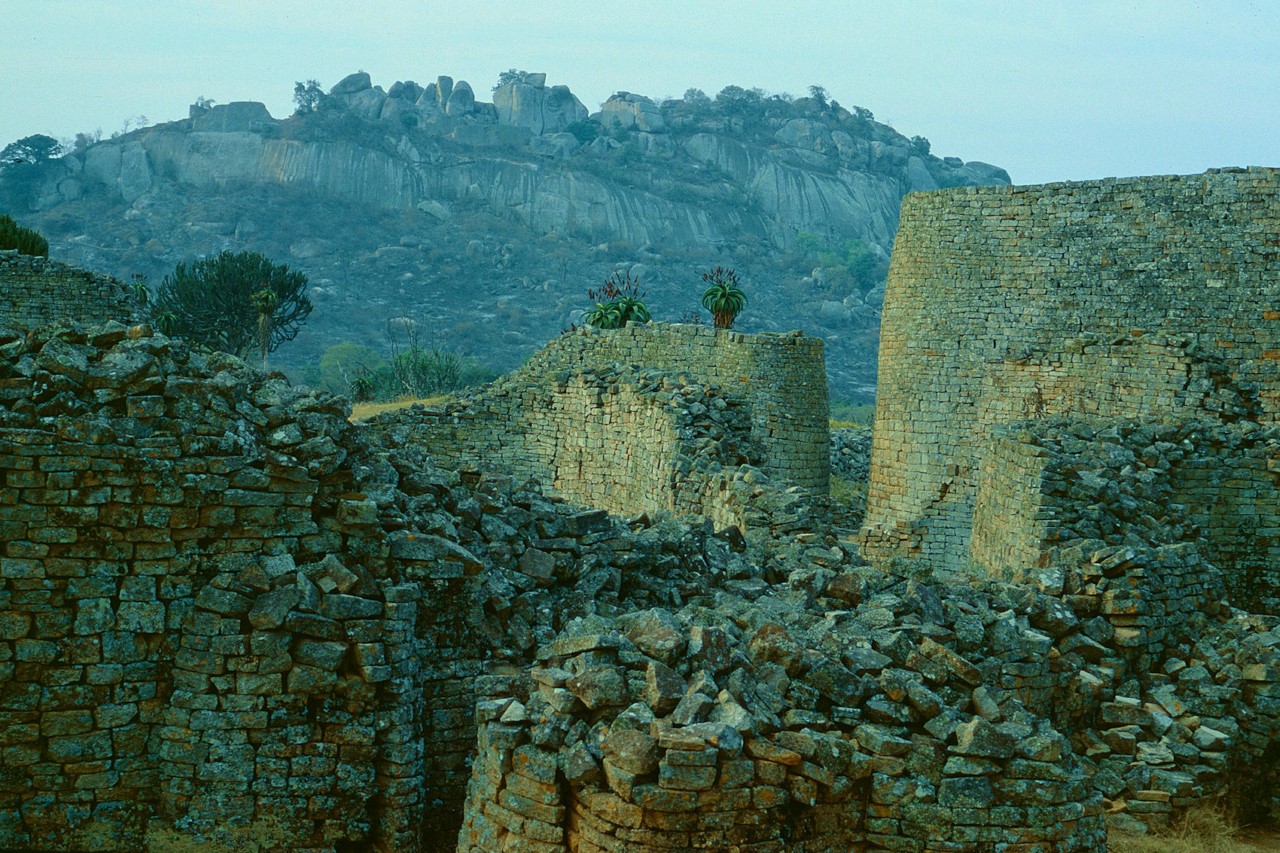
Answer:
[600,92,666,133]
[493,77,588,134]
[6,70,1010,403]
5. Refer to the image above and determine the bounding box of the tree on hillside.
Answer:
[0,135,61,166]
[151,250,312,366]
[293,80,324,115]
[493,69,530,91]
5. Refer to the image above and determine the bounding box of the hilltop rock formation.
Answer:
[1,71,1011,400]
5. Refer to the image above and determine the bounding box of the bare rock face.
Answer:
[493,77,588,134]
[445,80,476,116]
[330,71,372,95]
[191,101,275,133]
[601,93,666,133]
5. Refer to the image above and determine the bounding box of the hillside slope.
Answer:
[1,71,1010,402]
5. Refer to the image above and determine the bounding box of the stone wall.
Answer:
[0,322,829,852]
[0,323,465,851]
[4,322,1280,851]
[371,323,829,518]
[373,365,764,529]
[862,168,1280,570]
[972,419,1280,614]
[0,251,138,330]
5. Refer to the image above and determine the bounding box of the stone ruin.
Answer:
[0,170,1278,853]
[0,250,138,331]
[368,322,831,523]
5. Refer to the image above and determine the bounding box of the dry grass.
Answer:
[1109,806,1277,853]
[349,394,452,421]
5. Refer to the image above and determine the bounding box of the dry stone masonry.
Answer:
[0,251,138,330]
[862,167,1280,573]
[4,185,1280,853]
[370,323,831,522]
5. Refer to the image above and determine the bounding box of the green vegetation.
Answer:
[700,267,746,329]
[583,271,651,329]
[1,135,62,167]
[306,333,494,404]
[0,214,49,257]
[829,473,868,517]
[292,80,324,115]
[151,250,312,365]
[830,399,876,426]
[493,69,531,91]
[793,232,887,299]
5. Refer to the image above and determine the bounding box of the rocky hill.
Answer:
[0,71,1010,402]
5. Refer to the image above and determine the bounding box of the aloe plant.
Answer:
[700,267,746,329]
[583,271,651,329]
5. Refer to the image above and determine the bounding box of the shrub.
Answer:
[0,214,49,256]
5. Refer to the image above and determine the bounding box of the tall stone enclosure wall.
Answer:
[0,252,138,329]
[863,168,1280,568]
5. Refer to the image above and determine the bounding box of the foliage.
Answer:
[582,271,651,329]
[130,273,149,309]
[0,214,49,256]
[70,130,102,153]
[715,85,766,116]
[564,119,599,144]
[293,79,324,115]
[316,342,387,396]
[151,250,312,361]
[794,232,887,298]
[808,85,829,107]
[1,135,62,166]
[386,321,495,399]
[493,69,530,91]
[911,135,931,156]
[683,88,711,109]
[700,266,747,329]
[830,399,876,426]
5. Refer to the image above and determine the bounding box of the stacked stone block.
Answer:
[972,419,1280,616]
[862,168,1280,570]
[0,251,138,331]
[455,568,1117,853]
[370,323,829,520]
[0,323,491,851]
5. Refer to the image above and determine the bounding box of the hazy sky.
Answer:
[3,1,1276,185]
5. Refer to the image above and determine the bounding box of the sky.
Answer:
[2,0,1277,186]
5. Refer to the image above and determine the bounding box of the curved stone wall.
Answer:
[862,168,1280,569]
[371,323,830,524]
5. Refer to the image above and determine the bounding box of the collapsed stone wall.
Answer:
[3,322,1279,852]
[370,323,830,516]
[0,322,826,852]
[862,168,1280,570]
[372,366,763,530]
[972,419,1280,614]
[0,251,138,330]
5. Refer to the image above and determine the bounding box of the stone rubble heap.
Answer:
[830,425,872,483]
[1,322,1278,852]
